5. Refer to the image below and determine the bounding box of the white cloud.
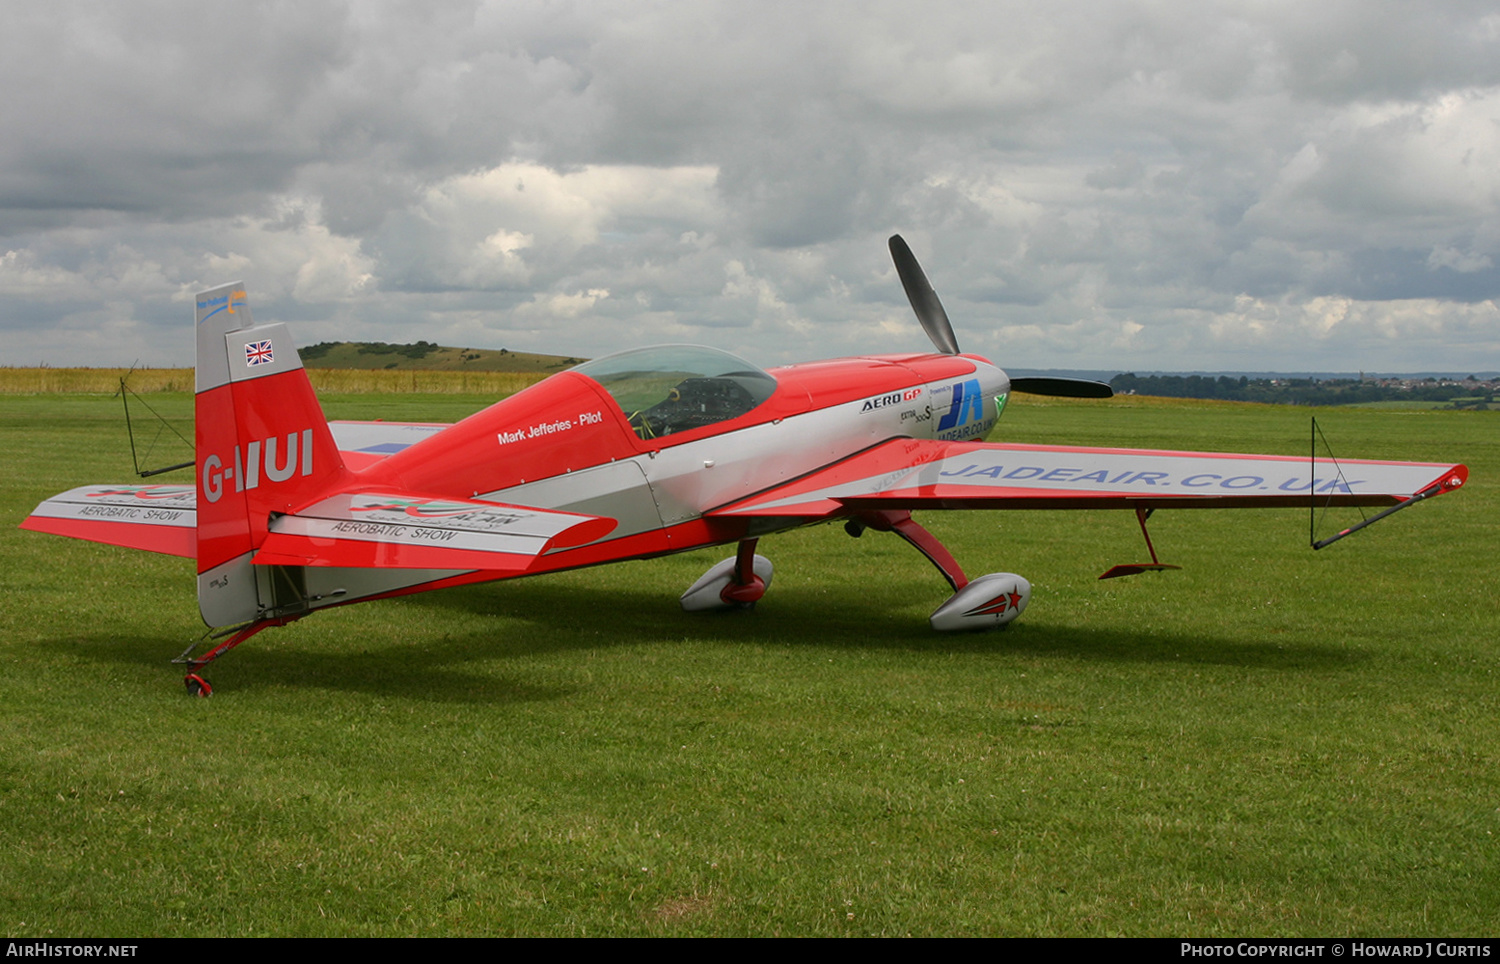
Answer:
[515,287,610,321]
[1428,246,1494,274]
[0,248,82,299]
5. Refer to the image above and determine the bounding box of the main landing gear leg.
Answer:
[173,616,299,697]
[847,509,1031,631]
[848,509,968,591]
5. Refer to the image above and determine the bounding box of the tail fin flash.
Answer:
[194,283,348,627]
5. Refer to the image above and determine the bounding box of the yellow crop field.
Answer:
[0,367,547,396]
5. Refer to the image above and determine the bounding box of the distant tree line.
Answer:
[301,340,440,361]
[1109,373,1489,406]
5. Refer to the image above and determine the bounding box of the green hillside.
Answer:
[299,340,586,372]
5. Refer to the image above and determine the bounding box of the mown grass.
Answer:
[2,391,1496,936]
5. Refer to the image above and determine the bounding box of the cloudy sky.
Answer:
[3,1,1499,373]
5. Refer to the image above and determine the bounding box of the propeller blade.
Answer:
[1010,376,1114,399]
[889,235,960,355]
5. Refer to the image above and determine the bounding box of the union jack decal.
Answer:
[244,340,274,366]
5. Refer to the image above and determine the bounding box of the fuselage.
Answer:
[348,349,1009,572]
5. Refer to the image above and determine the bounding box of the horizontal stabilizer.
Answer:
[253,492,617,570]
[710,439,1468,517]
[21,484,197,558]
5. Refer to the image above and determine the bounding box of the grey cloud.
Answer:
[4,1,1500,372]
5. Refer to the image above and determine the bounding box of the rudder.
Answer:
[194,282,348,627]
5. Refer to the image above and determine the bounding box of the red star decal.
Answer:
[962,588,1019,618]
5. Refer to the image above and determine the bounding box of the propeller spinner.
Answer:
[888,234,1112,399]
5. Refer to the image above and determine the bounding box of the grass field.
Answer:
[2,391,1496,936]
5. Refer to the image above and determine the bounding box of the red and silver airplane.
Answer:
[22,236,1468,694]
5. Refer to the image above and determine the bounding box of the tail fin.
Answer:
[194,283,348,627]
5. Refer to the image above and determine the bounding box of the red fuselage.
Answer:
[346,351,1008,577]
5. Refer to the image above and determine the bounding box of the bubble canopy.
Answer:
[572,345,778,440]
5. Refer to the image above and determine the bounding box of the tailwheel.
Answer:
[172,616,301,695]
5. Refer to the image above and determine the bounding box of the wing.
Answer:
[709,438,1468,518]
[328,420,450,470]
[20,484,197,557]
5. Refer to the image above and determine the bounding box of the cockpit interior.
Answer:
[573,345,777,440]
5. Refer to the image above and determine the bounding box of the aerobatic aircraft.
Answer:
[22,236,1468,695]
